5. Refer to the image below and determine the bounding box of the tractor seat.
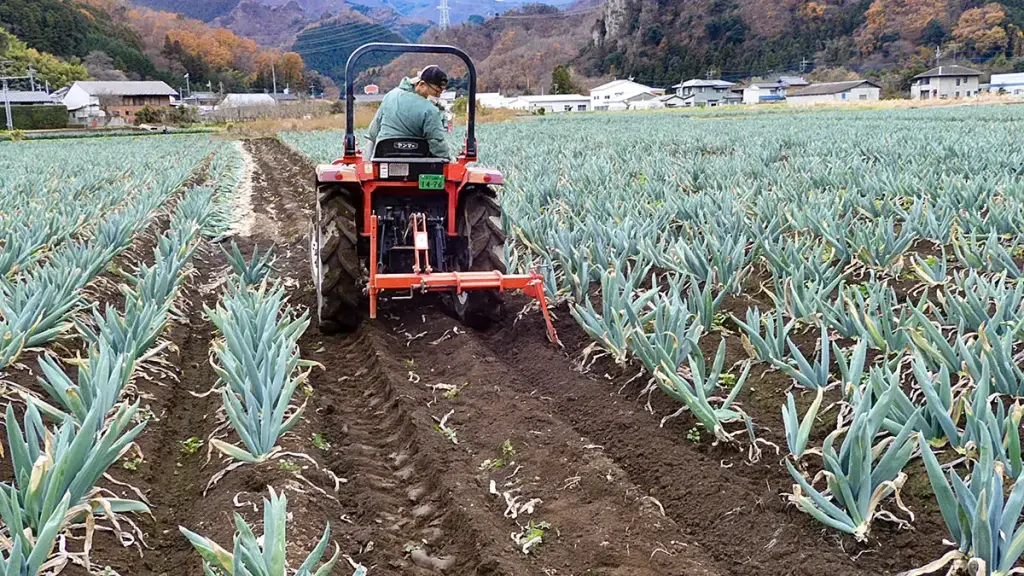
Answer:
[372,138,448,163]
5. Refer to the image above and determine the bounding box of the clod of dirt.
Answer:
[407,484,428,502]
[410,549,456,573]
[411,503,436,518]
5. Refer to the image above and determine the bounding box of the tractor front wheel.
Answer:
[311,184,363,333]
[454,187,506,328]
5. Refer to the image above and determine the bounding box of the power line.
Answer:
[294,30,405,57]
[293,27,400,51]
[291,22,401,49]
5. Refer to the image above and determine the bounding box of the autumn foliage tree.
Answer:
[953,3,1008,56]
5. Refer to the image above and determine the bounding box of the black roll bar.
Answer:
[345,42,477,158]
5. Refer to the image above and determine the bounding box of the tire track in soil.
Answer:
[231,138,721,575]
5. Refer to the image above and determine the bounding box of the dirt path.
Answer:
[239,138,719,575]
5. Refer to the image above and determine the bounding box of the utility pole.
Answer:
[184,73,190,98]
[438,0,451,30]
[28,67,36,92]
[2,77,11,131]
[272,65,277,95]
[800,57,810,73]
[1,60,34,131]
[936,46,942,64]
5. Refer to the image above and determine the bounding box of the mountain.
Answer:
[580,0,1024,90]
[133,0,578,24]
[212,0,313,47]
[367,4,601,93]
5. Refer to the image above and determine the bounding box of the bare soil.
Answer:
[8,137,955,576]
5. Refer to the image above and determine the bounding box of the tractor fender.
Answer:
[316,163,359,183]
[461,166,504,186]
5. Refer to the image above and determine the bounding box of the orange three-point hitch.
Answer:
[368,214,560,345]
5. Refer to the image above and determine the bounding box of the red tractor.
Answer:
[309,42,556,341]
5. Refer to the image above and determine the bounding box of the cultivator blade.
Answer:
[368,215,559,345]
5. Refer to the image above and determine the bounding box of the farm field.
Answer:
[4,104,1024,576]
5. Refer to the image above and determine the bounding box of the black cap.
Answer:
[415,65,448,89]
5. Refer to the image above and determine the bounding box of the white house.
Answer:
[519,94,589,113]
[742,83,787,104]
[625,92,662,110]
[786,80,881,105]
[910,65,982,100]
[590,79,653,111]
[439,90,458,108]
[62,81,177,124]
[658,94,687,108]
[990,73,1024,97]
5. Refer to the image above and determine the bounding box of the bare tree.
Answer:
[84,51,129,82]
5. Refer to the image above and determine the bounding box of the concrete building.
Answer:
[742,83,787,104]
[990,73,1024,97]
[911,65,981,100]
[62,81,177,125]
[589,79,653,111]
[787,80,881,105]
[672,79,737,107]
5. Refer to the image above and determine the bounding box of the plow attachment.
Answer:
[368,214,559,345]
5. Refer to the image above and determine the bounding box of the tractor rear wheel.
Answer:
[311,184,363,333]
[454,187,506,328]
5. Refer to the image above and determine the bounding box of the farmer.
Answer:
[368,65,450,158]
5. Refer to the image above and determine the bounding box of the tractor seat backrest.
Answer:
[373,138,432,159]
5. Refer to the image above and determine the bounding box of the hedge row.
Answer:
[10,105,68,130]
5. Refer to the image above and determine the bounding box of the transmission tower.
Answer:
[438,0,451,30]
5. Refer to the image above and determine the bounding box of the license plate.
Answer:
[419,174,445,190]
[382,163,409,178]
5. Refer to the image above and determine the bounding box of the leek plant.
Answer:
[952,231,1023,279]
[206,280,314,463]
[771,333,830,388]
[910,431,1024,576]
[932,272,1024,335]
[733,305,794,364]
[223,241,276,288]
[842,282,910,353]
[782,388,824,461]
[786,383,921,542]
[1,401,149,567]
[849,217,916,268]
[179,487,339,576]
[624,286,702,374]
[653,338,752,443]
[570,263,656,365]
[909,252,950,288]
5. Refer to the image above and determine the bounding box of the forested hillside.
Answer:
[0,0,171,83]
[581,0,1024,88]
[292,17,407,86]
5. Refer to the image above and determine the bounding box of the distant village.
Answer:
[3,64,1024,128]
